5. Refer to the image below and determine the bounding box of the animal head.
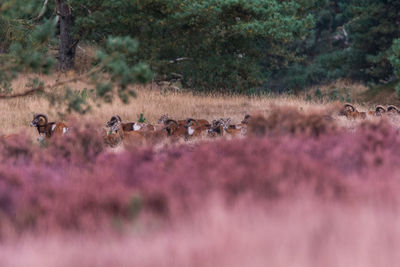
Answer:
[158,114,169,124]
[164,119,179,135]
[208,124,223,137]
[106,115,122,133]
[375,105,386,116]
[30,113,48,127]
[185,118,199,127]
[339,103,356,116]
[241,114,251,124]
[208,119,226,136]
[106,115,122,128]
[215,118,231,130]
[387,105,400,114]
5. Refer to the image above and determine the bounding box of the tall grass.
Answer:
[4,74,370,139]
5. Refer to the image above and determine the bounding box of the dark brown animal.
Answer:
[367,105,386,117]
[222,118,242,136]
[106,115,154,132]
[184,119,207,139]
[207,119,230,137]
[185,118,210,131]
[338,104,366,119]
[30,113,68,139]
[164,119,186,137]
[241,114,251,124]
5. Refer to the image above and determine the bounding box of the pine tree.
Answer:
[0,1,152,112]
[72,0,318,92]
[346,0,400,82]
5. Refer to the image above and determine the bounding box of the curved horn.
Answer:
[241,115,250,124]
[375,105,386,113]
[35,113,48,125]
[116,115,122,122]
[216,119,224,126]
[158,114,168,124]
[165,119,178,126]
[344,103,356,112]
[387,105,399,113]
[106,116,119,127]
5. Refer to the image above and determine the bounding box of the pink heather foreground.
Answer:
[0,113,400,266]
[2,201,400,267]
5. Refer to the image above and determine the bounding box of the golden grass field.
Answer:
[4,74,398,139]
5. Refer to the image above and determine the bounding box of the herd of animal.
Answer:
[27,103,400,146]
[102,114,252,146]
[29,113,252,146]
[339,103,400,119]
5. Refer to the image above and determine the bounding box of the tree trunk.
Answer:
[56,0,78,71]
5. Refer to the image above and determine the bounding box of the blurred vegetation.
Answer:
[268,0,400,92]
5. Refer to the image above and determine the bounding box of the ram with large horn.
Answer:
[106,115,154,133]
[338,103,366,119]
[367,105,386,117]
[30,113,68,140]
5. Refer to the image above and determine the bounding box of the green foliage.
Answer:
[4,0,400,101]
[267,0,400,92]
[0,0,46,19]
[138,113,146,123]
[0,2,152,114]
[390,39,400,79]
[65,88,91,114]
[94,36,153,104]
[0,18,56,94]
[345,0,400,82]
[390,39,400,96]
[73,0,317,92]
[314,88,322,99]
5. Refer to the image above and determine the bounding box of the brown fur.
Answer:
[186,118,210,131]
[103,130,124,147]
[123,122,155,132]
[338,104,366,120]
[224,125,242,136]
[164,119,186,137]
[30,114,68,139]
[185,120,207,139]
[367,106,386,117]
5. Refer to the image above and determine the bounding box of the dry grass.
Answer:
[306,79,369,102]
[4,74,334,138]
[5,74,399,140]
